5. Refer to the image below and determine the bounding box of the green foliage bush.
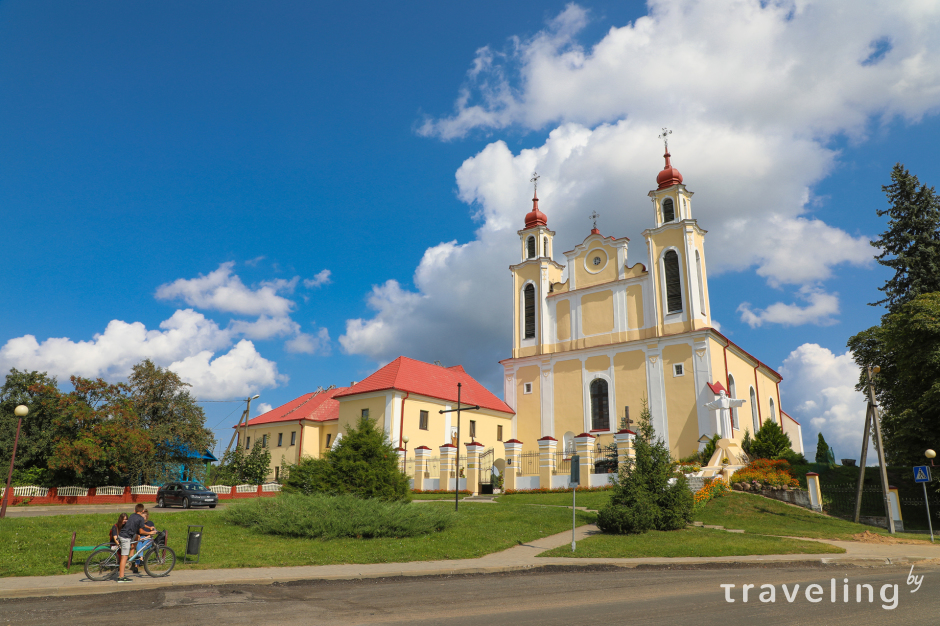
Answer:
[211,442,272,485]
[283,416,410,501]
[222,493,454,539]
[749,419,794,460]
[597,400,693,535]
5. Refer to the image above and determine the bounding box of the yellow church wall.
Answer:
[512,262,544,356]
[573,242,620,288]
[626,285,644,329]
[624,263,647,279]
[556,299,571,341]
[662,343,697,454]
[514,366,542,447]
[584,355,610,372]
[613,350,647,429]
[647,226,700,325]
[581,290,614,335]
[551,279,569,293]
[553,359,584,437]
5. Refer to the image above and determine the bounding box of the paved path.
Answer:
[2,523,938,600]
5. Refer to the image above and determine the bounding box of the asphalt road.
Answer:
[2,562,937,626]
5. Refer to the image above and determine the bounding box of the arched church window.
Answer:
[527,236,536,259]
[728,374,737,429]
[543,237,548,257]
[769,397,776,424]
[662,197,675,223]
[523,284,535,339]
[750,387,759,432]
[590,379,610,431]
[664,250,682,313]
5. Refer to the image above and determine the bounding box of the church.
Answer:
[500,148,804,460]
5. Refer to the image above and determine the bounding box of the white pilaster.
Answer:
[645,346,669,444]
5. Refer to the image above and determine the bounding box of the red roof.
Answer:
[239,387,350,427]
[706,381,728,395]
[333,356,514,415]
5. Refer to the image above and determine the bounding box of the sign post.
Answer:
[570,453,580,552]
[914,465,934,543]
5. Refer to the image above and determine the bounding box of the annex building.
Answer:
[500,150,804,460]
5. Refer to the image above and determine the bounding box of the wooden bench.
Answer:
[67,532,110,572]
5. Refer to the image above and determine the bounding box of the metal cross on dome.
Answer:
[589,211,599,229]
[658,127,673,151]
[530,171,540,194]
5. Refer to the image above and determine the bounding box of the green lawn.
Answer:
[539,527,844,558]
[0,503,596,578]
[496,490,612,511]
[695,492,931,541]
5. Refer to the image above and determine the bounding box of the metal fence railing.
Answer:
[821,485,889,520]
[516,452,540,475]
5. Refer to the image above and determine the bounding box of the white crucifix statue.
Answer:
[704,390,746,439]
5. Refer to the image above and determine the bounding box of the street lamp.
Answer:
[927,449,936,467]
[402,435,410,474]
[1,405,29,519]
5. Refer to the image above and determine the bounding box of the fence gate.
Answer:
[478,448,494,494]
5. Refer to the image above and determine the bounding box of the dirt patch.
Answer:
[851,530,927,545]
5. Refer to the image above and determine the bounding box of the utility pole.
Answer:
[223,395,260,456]
[854,365,895,533]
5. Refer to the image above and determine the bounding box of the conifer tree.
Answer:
[815,432,830,464]
[749,419,793,460]
[597,400,693,534]
[870,164,940,312]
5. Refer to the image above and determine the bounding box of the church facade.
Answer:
[500,151,804,459]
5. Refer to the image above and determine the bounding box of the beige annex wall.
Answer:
[337,395,389,438]
[662,343,698,456]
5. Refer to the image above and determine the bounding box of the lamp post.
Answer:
[1,405,29,519]
[402,435,410,474]
[924,450,936,543]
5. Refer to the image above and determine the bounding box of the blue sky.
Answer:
[2,1,939,462]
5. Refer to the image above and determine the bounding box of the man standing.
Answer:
[116,503,147,583]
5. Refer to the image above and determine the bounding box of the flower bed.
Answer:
[693,478,728,508]
[731,459,799,489]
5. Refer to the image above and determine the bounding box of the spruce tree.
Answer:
[815,432,830,464]
[597,400,693,534]
[749,419,793,460]
[870,164,940,312]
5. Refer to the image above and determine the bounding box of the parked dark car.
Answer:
[156,482,219,509]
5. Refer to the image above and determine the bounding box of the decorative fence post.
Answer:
[538,436,557,489]
[888,485,904,531]
[502,439,523,491]
[396,447,407,476]
[615,429,635,467]
[465,441,483,496]
[439,444,456,491]
[574,433,596,483]
[413,446,431,491]
[806,472,822,512]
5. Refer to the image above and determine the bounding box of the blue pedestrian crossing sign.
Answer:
[914,465,932,483]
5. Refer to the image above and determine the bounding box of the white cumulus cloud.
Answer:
[156,262,297,317]
[285,327,331,355]
[255,402,274,416]
[779,343,871,463]
[738,287,840,328]
[169,339,286,400]
[303,270,332,289]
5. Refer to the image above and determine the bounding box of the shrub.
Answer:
[211,442,272,485]
[597,400,693,534]
[701,434,720,465]
[283,416,410,501]
[749,419,794,460]
[223,493,454,539]
[502,485,614,495]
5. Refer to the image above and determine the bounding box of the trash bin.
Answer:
[184,525,204,564]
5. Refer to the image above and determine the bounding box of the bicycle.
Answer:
[84,531,176,581]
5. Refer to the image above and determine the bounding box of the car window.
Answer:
[182,483,206,490]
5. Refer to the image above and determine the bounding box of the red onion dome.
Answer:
[524,192,547,228]
[656,151,683,190]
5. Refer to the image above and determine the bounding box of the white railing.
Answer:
[95,486,125,496]
[131,485,160,495]
[0,486,49,498]
[235,484,258,493]
[54,486,87,497]
[209,485,232,494]
[261,483,281,492]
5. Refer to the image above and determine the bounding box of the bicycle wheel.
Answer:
[143,545,176,577]
[84,548,118,581]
